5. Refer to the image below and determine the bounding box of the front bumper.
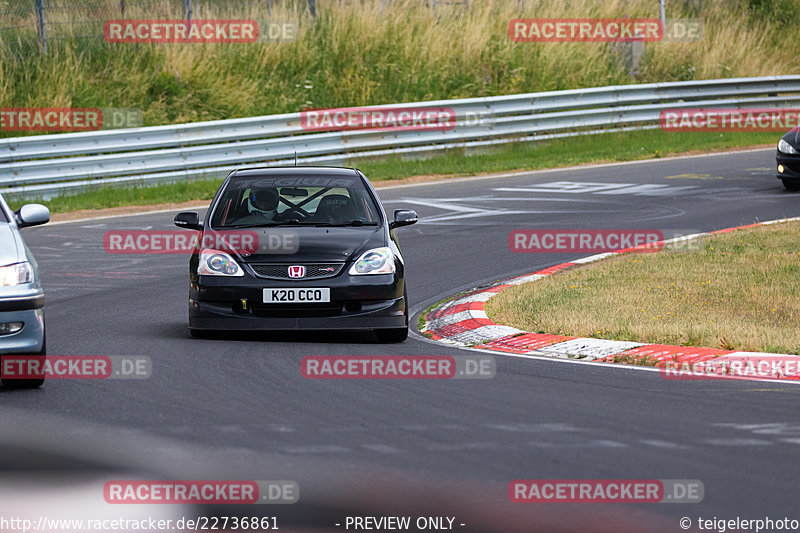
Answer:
[776,152,800,182]
[0,308,44,354]
[188,272,406,331]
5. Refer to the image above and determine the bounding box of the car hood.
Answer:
[0,224,21,267]
[231,225,385,263]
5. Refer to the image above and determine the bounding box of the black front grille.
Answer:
[249,263,345,280]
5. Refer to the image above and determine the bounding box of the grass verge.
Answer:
[484,221,800,355]
[6,129,780,213]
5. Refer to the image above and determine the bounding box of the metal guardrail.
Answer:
[1,75,798,198]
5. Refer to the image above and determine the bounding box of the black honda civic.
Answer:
[174,166,418,342]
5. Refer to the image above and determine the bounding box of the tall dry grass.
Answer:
[0,0,798,132]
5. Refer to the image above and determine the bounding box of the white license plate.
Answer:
[263,287,331,303]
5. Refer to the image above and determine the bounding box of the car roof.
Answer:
[231,166,360,178]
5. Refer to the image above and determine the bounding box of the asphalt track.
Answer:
[4,147,800,532]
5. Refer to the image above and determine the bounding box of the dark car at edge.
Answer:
[776,127,800,190]
[0,194,50,388]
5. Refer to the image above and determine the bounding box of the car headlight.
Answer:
[349,247,395,275]
[778,138,798,155]
[198,249,244,277]
[0,262,33,287]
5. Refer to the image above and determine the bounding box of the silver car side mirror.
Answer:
[16,204,50,228]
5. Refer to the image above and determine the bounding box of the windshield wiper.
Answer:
[223,219,305,229]
[222,220,376,229]
[314,220,377,227]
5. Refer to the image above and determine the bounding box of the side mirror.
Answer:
[15,204,50,228]
[389,209,418,229]
[174,211,202,230]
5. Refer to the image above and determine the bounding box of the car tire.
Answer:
[376,327,408,343]
[782,179,800,191]
[189,328,218,339]
[1,337,46,389]
[376,288,409,343]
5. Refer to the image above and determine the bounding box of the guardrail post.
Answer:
[631,35,645,77]
[612,32,645,78]
[34,0,47,54]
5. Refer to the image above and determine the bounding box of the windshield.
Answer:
[210,174,381,228]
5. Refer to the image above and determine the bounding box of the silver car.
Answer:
[0,194,50,388]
